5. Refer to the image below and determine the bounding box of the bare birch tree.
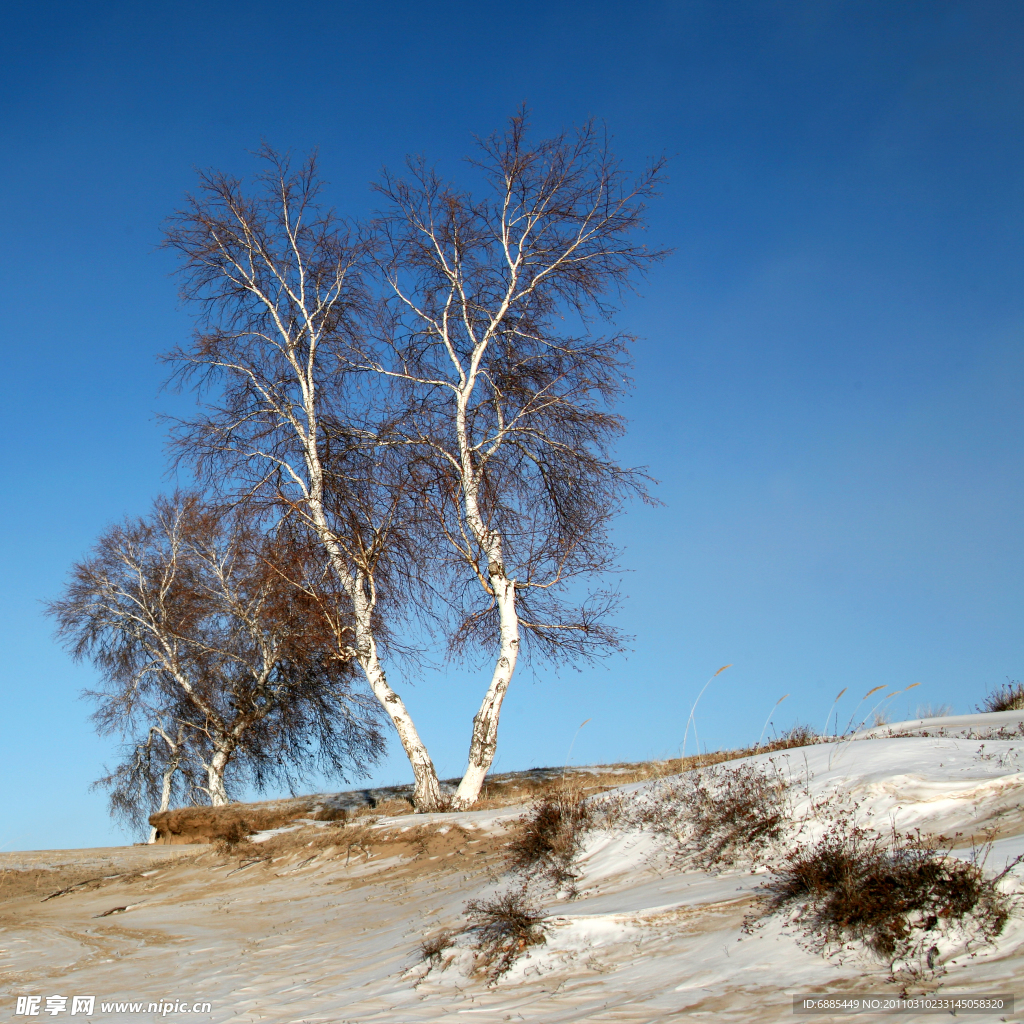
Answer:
[161,120,663,811]
[366,113,665,807]
[49,492,385,808]
[161,155,447,808]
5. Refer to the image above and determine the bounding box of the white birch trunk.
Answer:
[452,566,520,809]
[206,747,231,807]
[148,757,180,844]
[350,588,444,811]
[447,357,524,809]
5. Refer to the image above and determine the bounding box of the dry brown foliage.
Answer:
[505,786,592,895]
[365,798,415,817]
[768,723,822,751]
[151,803,314,844]
[419,928,458,969]
[631,761,791,870]
[978,681,1024,713]
[313,807,350,822]
[150,794,418,845]
[51,492,387,820]
[464,884,547,981]
[752,821,1018,981]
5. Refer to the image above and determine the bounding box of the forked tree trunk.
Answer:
[164,139,656,823]
[452,564,521,810]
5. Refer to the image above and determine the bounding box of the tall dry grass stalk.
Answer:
[822,687,847,737]
[756,693,789,750]
[682,664,731,761]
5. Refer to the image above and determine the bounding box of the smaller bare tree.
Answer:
[93,719,202,841]
[49,492,386,812]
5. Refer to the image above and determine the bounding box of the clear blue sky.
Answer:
[1,0,1021,851]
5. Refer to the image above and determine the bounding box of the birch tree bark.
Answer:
[204,745,233,806]
[147,724,189,842]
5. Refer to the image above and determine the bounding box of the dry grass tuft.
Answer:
[752,821,1017,981]
[765,723,822,752]
[634,761,791,870]
[366,798,415,817]
[505,786,592,895]
[152,803,316,844]
[916,703,953,719]
[978,681,1024,713]
[313,807,349,822]
[219,818,257,847]
[419,928,458,969]
[464,884,547,981]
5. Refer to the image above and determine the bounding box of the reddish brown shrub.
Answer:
[978,681,1024,713]
[464,885,547,981]
[505,787,592,894]
[634,761,790,870]
[753,822,1016,978]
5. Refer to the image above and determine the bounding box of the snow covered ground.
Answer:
[2,712,1023,1022]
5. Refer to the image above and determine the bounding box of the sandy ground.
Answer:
[3,719,1024,1023]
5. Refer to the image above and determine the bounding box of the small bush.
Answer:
[314,807,349,822]
[464,885,547,981]
[771,723,821,751]
[219,818,255,846]
[419,928,457,969]
[753,822,1014,979]
[978,681,1024,713]
[151,803,312,843]
[369,797,416,816]
[505,787,592,894]
[636,761,791,870]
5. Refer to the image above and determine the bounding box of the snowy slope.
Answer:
[1,715,1023,1023]
[854,709,1024,741]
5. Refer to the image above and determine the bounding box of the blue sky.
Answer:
[1,0,1021,850]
